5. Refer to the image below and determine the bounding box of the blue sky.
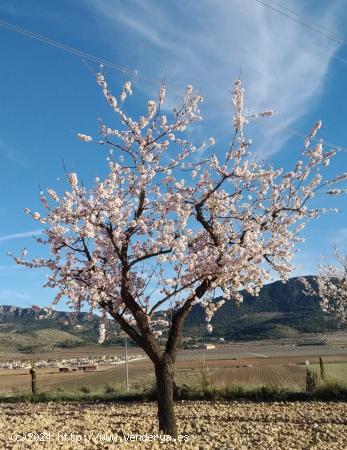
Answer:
[1,0,347,308]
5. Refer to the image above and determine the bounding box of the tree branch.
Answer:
[149,279,199,315]
[129,248,172,268]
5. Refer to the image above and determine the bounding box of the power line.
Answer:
[250,0,347,68]
[1,15,347,97]
[284,126,347,153]
[264,0,343,38]
[248,0,347,153]
[0,17,346,153]
[262,0,347,66]
[0,19,156,84]
[301,38,347,67]
[0,18,228,111]
[253,0,345,46]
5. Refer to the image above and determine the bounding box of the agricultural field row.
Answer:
[1,358,346,396]
[212,364,307,390]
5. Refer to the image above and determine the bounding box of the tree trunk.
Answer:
[154,357,177,437]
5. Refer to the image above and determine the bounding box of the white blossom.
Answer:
[77,133,93,142]
[302,248,347,323]
[68,173,78,187]
[12,75,347,356]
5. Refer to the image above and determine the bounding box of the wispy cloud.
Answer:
[0,138,28,167]
[0,289,30,300]
[83,0,343,154]
[0,230,43,244]
[0,1,61,20]
[328,227,347,247]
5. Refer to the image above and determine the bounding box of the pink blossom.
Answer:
[12,75,347,354]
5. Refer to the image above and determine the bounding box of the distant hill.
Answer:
[0,305,121,353]
[0,305,93,323]
[184,276,345,340]
[0,276,345,353]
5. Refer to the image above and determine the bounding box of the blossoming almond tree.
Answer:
[12,72,347,436]
[301,246,347,324]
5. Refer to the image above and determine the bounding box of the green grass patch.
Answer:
[1,381,346,404]
[310,362,347,387]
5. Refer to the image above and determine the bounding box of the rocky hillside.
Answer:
[0,305,120,353]
[184,276,345,340]
[0,276,345,352]
[0,305,92,322]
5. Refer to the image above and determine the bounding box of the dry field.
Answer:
[0,363,149,395]
[0,401,346,449]
[1,357,347,395]
[212,364,307,390]
[1,339,346,395]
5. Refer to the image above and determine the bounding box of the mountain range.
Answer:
[0,276,345,353]
[184,276,344,340]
